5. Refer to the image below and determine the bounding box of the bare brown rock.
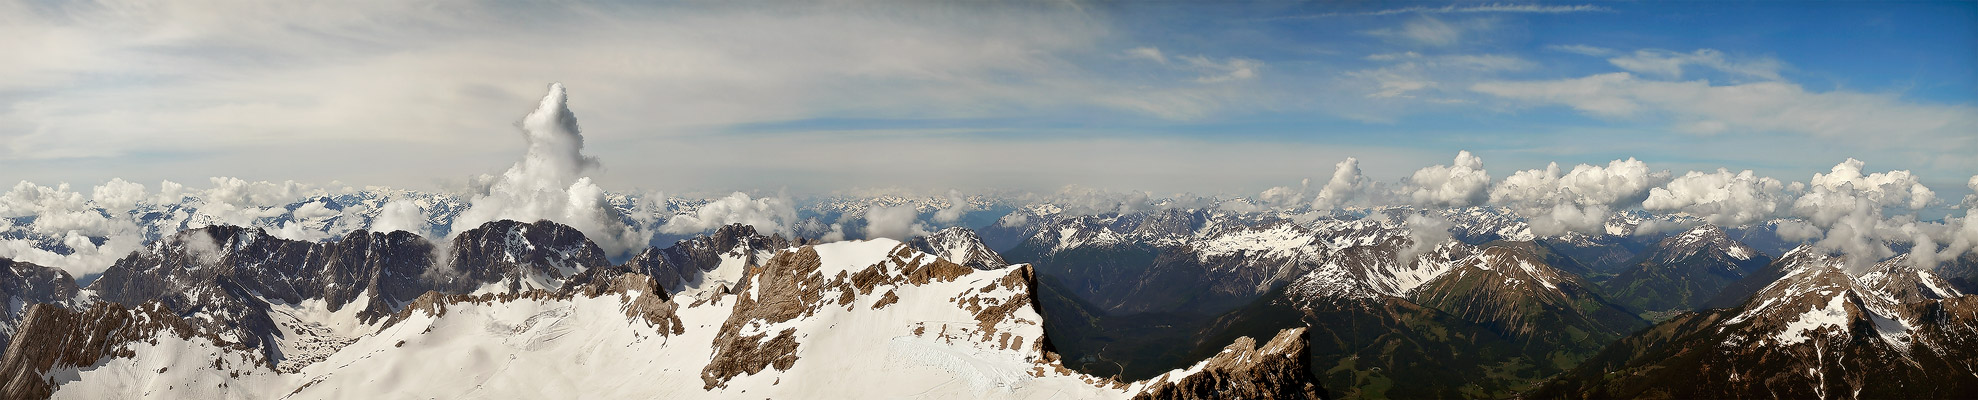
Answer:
[1131,327,1322,400]
[700,247,828,389]
[0,302,248,399]
[871,290,900,310]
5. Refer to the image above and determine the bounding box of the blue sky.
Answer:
[1,0,1973,199]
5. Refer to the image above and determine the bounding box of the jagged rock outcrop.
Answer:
[434,219,611,293]
[0,258,82,350]
[618,223,789,298]
[1131,327,1322,400]
[0,301,248,399]
[81,220,609,369]
[90,226,437,323]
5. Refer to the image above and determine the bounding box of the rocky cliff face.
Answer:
[618,223,790,299]
[0,302,219,399]
[1131,327,1321,400]
[434,219,612,294]
[0,258,83,350]
[77,220,610,370]
[88,226,438,323]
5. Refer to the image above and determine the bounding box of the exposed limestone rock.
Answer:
[1132,327,1321,400]
[0,302,254,399]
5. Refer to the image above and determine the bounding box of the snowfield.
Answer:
[44,239,1274,399]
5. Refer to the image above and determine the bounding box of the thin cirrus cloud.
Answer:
[1471,71,1978,138]
[1604,49,1786,81]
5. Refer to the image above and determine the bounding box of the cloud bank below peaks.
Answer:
[1489,158,1670,237]
[659,192,800,238]
[864,205,931,241]
[1405,150,1491,208]
[1312,158,1373,210]
[1643,169,1794,227]
[448,83,647,258]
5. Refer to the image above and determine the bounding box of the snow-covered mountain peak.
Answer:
[909,227,1008,270]
[1648,224,1761,266]
[443,219,612,294]
[1718,249,1926,349]
[1859,254,1964,303]
[1190,221,1321,263]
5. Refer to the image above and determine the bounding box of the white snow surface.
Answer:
[47,239,1247,399]
[1774,295,1851,346]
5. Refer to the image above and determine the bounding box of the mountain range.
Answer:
[2,202,1975,399]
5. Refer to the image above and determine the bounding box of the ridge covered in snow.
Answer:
[3,236,1320,399]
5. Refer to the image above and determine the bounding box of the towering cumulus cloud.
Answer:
[1406,151,1491,208]
[1312,158,1371,210]
[449,83,646,258]
[1642,169,1793,227]
[1490,158,1669,236]
[1788,159,1939,272]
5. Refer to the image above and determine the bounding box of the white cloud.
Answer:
[1182,55,1261,83]
[1365,17,1467,47]
[448,84,646,258]
[1406,150,1491,208]
[1964,175,1978,209]
[1472,72,1978,139]
[1312,158,1371,210]
[933,189,971,224]
[1606,49,1784,81]
[90,178,147,213]
[201,177,316,209]
[1784,159,1945,272]
[1051,186,1155,216]
[182,230,226,267]
[1546,44,1614,57]
[863,205,929,240]
[11,1,1279,174]
[1399,214,1452,262]
[1643,169,1792,227]
[660,192,800,237]
[1125,47,1167,64]
[1258,179,1309,209]
[0,180,146,277]
[1347,52,1530,104]
[996,212,1029,228]
[1126,46,1261,84]
[292,200,338,220]
[370,199,433,238]
[1489,158,1670,236]
[1806,158,1936,211]
[1776,220,1824,243]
